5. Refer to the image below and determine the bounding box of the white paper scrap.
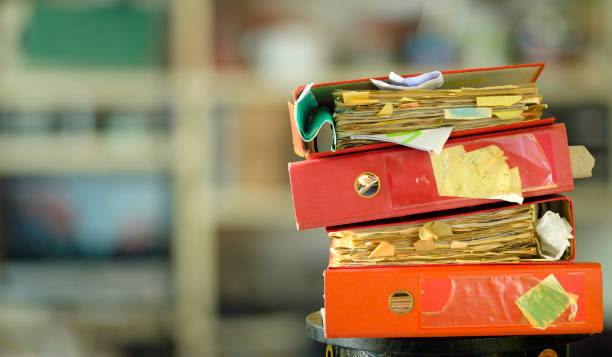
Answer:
[370,71,444,91]
[488,193,524,204]
[535,211,574,261]
[351,126,453,154]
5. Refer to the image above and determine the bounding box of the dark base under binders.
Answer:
[306,311,590,357]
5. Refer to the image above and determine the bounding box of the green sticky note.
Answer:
[295,84,336,151]
[515,274,571,329]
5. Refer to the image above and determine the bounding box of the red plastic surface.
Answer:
[289,124,573,230]
[324,263,602,338]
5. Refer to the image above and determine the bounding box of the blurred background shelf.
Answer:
[217,187,294,228]
[0,69,169,111]
[0,133,170,174]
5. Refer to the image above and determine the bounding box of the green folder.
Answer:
[294,83,336,151]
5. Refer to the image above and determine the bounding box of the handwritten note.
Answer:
[430,144,523,203]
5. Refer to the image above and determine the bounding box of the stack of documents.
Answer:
[330,204,546,267]
[286,63,602,339]
[333,84,545,149]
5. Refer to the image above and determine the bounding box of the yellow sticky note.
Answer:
[515,274,571,329]
[477,95,522,107]
[376,103,394,117]
[343,91,379,105]
[399,97,416,102]
[519,97,542,105]
[493,109,524,120]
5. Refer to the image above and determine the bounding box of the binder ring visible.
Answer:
[355,172,380,198]
[326,345,334,357]
[389,289,414,315]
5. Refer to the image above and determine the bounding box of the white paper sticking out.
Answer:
[370,71,444,91]
[535,211,574,261]
[488,193,524,204]
[350,126,452,154]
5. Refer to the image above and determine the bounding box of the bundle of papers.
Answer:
[333,83,545,150]
[329,204,569,267]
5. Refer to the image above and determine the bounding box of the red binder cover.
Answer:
[324,263,602,338]
[289,123,573,230]
[327,195,576,267]
[289,63,547,158]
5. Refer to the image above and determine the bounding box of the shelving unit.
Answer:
[0,0,221,356]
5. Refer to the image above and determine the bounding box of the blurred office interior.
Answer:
[0,0,610,355]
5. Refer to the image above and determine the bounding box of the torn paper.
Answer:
[350,126,452,154]
[430,144,523,203]
[419,221,453,241]
[414,239,436,251]
[515,274,572,329]
[535,211,573,261]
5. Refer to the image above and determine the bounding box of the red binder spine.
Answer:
[290,123,573,230]
[324,263,602,338]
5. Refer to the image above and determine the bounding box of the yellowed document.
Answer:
[430,144,523,203]
[476,95,522,107]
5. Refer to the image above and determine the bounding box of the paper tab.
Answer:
[351,126,452,154]
[569,145,595,179]
[343,91,379,106]
[414,239,436,251]
[493,109,524,120]
[399,102,420,109]
[476,95,522,107]
[450,240,468,249]
[444,107,492,120]
[368,241,395,258]
[376,103,394,117]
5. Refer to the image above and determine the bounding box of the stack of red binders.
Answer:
[287,63,602,338]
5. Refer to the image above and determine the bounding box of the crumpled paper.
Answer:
[535,211,574,261]
[370,71,444,90]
